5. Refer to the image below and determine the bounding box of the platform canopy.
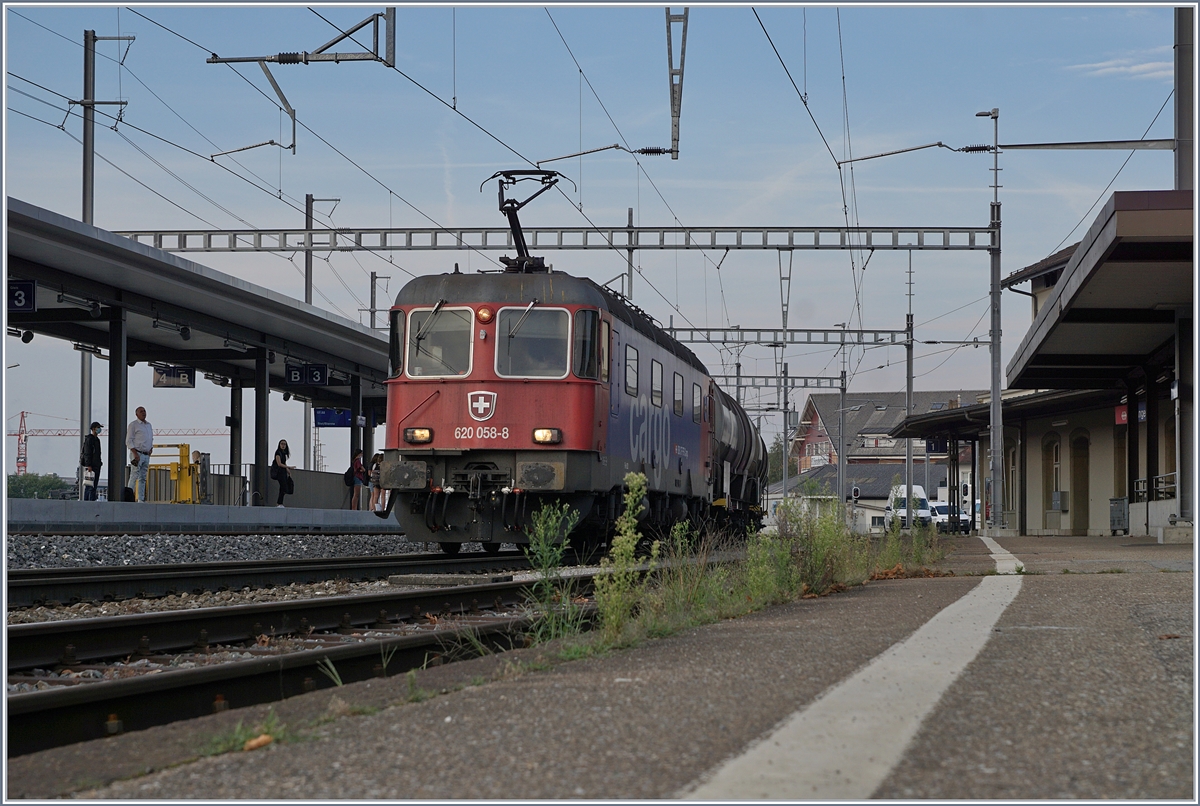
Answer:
[1006,190,1193,390]
[889,389,1123,440]
[7,198,389,405]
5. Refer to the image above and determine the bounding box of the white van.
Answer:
[884,484,932,529]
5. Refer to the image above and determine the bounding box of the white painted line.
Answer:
[978,535,1023,574]
[681,575,1023,801]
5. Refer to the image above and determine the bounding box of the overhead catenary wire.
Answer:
[311,6,720,337]
[124,8,500,274]
[540,9,731,330]
[8,72,307,215]
[11,103,357,318]
[755,9,871,383]
[10,107,222,229]
[11,8,292,203]
[1050,89,1174,254]
[835,9,869,384]
[9,64,363,314]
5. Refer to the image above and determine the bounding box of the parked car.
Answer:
[884,484,931,529]
[931,502,971,533]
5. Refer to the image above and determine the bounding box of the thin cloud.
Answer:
[1067,50,1173,80]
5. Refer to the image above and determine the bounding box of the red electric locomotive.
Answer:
[377,172,765,553]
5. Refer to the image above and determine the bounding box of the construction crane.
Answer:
[8,411,228,475]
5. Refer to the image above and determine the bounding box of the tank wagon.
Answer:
[377,171,765,554]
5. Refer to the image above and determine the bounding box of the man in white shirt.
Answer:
[126,406,154,502]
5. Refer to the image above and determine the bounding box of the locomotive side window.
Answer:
[673,373,684,416]
[650,361,663,408]
[572,309,600,379]
[407,307,473,377]
[388,309,404,377]
[599,321,610,383]
[625,345,638,397]
[495,307,569,378]
[692,383,702,423]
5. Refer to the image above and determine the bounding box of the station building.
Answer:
[893,190,1193,543]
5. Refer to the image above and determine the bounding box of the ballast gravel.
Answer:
[4,533,547,625]
[6,578,399,624]
[6,532,443,570]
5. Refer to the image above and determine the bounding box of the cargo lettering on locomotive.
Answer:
[628,391,672,489]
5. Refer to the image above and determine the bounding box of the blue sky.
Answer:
[4,3,1179,475]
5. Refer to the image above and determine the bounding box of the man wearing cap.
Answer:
[80,422,103,501]
[126,406,154,502]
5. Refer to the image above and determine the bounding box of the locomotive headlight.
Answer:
[404,427,433,444]
[532,428,562,444]
[476,306,494,324]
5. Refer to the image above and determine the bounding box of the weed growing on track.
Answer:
[315,657,343,687]
[593,472,660,643]
[523,501,587,643]
[520,474,951,659]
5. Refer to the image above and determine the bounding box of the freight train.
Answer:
[376,171,766,554]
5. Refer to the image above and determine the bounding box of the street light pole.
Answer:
[978,107,1004,534]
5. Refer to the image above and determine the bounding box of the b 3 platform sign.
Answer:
[285,363,328,386]
[153,365,196,388]
[8,280,36,313]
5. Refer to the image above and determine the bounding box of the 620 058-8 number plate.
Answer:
[454,425,510,440]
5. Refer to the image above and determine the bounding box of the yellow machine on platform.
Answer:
[149,443,201,504]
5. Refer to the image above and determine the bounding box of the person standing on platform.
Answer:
[348,449,366,510]
[80,422,103,501]
[272,439,295,507]
[126,406,154,502]
[368,452,385,512]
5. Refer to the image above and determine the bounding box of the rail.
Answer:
[1154,473,1177,500]
[1133,475,1176,502]
[7,552,529,608]
[7,577,557,756]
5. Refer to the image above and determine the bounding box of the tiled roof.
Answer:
[799,389,987,458]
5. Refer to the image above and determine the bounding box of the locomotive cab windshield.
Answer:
[496,306,569,378]
[407,306,473,377]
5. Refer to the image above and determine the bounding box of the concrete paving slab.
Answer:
[873,571,1193,800]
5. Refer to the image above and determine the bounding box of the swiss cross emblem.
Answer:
[468,391,497,421]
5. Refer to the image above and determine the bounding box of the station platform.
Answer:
[5,499,401,536]
[7,535,1193,800]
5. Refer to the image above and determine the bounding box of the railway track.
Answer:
[8,575,596,757]
[7,552,531,608]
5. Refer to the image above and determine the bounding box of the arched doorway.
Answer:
[1070,431,1090,535]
